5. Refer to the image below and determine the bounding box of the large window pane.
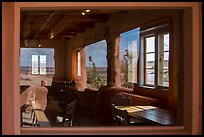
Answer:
[86,40,107,89]
[20,48,55,86]
[119,27,140,88]
[145,36,155,86]
[158,33,169,87]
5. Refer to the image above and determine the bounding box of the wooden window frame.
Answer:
[144,35,156,87]
[2,2,201,135]
[142,25,170,89]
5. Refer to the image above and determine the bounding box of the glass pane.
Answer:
[158,33,169,87]
[163,59,169,69]
[158,67,169,87]
[164,34,169,51]
[77,52,81,76]
[40,55,46,75]
[164,52,169,61]
[146,53,155,62]
[119,27,140,87]
[163,69,169,87]
[32,55,38,74]
[86,40,107,89]
[146,36,155,53]
[145,68,155,85]
[146,61,155,68]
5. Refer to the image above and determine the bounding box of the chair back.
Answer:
[111,104,129,126]
[62,99,76,126]
[111,94,132,106]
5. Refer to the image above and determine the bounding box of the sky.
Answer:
[86,40,107,68]
[120,27,140,62]
[20,48,55,67]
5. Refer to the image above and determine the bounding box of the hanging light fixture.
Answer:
[50,32,54,39]
[37,40,41,47]
[82,9,91,15]
[82,11,86,15]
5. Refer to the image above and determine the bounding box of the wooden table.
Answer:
[31,100,51,127]
[115,106,176,126]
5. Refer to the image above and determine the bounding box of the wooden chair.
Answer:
[111,94,147,126]
[56,99,76,127]
[58,81,76,106]
[111,104,146,126]
[111,94,132,106]
[111,104,129,126]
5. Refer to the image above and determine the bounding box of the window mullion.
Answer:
[38,55,40,75]
[155,34,158,87]
[143,37,147,85]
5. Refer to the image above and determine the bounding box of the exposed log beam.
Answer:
[48,13,108,39]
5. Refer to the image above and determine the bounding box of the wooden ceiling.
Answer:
[20,9,129,41]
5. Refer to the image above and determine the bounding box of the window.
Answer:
[76,51,81,76]
[86,40,107,89]
[20,48,55,86]
[119,23,170,89]
[40,55,47,75]
[158,33,169,87]
[31,55,39,74]
[144,36,155,86]
[31,55,47,75]
[141,23,170,88]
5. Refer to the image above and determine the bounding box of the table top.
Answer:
[31,100,51,127]
[115,106,176,126]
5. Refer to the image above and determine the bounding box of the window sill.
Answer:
[140,85,169,91]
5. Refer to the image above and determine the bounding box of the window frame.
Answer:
[143,34,156,87]
[20,47,55,86]
[120,23,170,89]
[141,23,170,89]
[76,50,82,77]
[5,2,200,135]
[85,39,108,90]
[157,32,170,88]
